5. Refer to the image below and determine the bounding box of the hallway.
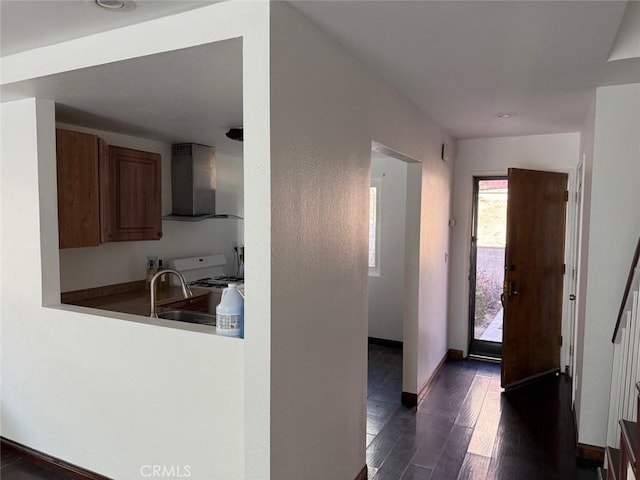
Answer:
[367,344,599,479]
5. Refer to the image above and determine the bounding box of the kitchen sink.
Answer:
[157,310,216,325]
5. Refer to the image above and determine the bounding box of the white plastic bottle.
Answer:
[216,283,244,337]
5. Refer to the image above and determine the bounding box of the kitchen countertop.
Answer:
[61,280,210,317]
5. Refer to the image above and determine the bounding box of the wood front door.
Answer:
[502,168,568,389]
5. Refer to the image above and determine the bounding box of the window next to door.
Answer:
[369,178,382,276]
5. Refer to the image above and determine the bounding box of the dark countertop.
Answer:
[62,281,210,317]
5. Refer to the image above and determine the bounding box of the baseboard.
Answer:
[401,351,448,408]
[354,464,368,480]
[368,337,403,349]
[577,442,605,463]
[448,349,464,360]
[1,437,111,480]
[401,391,418,407]
[572,404,578,446]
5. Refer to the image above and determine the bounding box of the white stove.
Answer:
[171,254,244,314]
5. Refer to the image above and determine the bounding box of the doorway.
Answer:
[469,177,508,358]
[366,143,421,452]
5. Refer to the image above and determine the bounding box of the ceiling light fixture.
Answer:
[94,0,136,12]
[496,112,517,119]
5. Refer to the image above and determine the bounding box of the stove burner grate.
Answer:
[188,276,243,288]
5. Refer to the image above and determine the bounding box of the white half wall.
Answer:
[368,153,408,342]
[577,83,640,448]
[449,133,580,356]
[1,2,272,478]
[1,98,245,479]
[270,3,452,479]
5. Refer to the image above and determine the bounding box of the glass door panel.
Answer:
[469,177,508,357]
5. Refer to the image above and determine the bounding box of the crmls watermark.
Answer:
[140,465,192,478]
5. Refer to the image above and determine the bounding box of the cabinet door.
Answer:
[107,146,162,242]
[56,129,100,248]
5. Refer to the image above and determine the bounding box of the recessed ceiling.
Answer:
[0,0,216,57]
[292,1,640,139]
[1,39,243,155]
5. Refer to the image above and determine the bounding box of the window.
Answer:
[369,179,381,275]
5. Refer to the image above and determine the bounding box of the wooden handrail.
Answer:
[612,236,640,343]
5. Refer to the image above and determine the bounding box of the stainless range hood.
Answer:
[164,143,242,221]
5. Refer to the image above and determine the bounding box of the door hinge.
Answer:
[562,264,566,275]
[564,190,569,202]
[560,335,563,346]
[569,345,574,356]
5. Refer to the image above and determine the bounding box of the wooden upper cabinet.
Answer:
[107,145,162,242]
[56,129,101,249]
[56,128,162,248]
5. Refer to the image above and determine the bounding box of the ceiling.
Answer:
[1,1,640,144]
[1,38,244,155]
[293,1,640,139]
[0,1,216,57]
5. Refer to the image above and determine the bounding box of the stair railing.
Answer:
[606,236,640,449]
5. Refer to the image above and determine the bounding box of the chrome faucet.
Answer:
[150,268,193,317]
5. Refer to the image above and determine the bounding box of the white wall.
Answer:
[577,83,640,447]
[270,4,452,479]
[56,123,244,292]
[368,153,407,342]
[1,2,272,479]
[449,133,580,356]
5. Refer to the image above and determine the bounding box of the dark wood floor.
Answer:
[1,344,599,479]
[367,343,599,480]
[1,446,69,480]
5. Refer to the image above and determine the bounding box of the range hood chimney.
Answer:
[163,143,241,221]
[169,143,215,219]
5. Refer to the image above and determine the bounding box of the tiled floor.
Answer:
[1,344,601,480]
[366,343,599,480]
[1,446,68,480]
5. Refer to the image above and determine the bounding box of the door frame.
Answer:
[369,141,422,400]
[466,167,578,371]
[561,163,582,380]
[468,175,507,359]
[570,155,586,397]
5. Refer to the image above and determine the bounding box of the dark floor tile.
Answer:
[400,464,432,480]
[429,424,473,480]
[368,414,391,435]
[375,427,425,480]
[408,426,450,469]
[368,398,401,419]
[369,386,403,403]
[454,375,490,428]
[380,375,404,391]
[0,460,68,480]
[414,412,455,437]
[1,447,21,468]
[456,453,491,480]
[367,431,401,469]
